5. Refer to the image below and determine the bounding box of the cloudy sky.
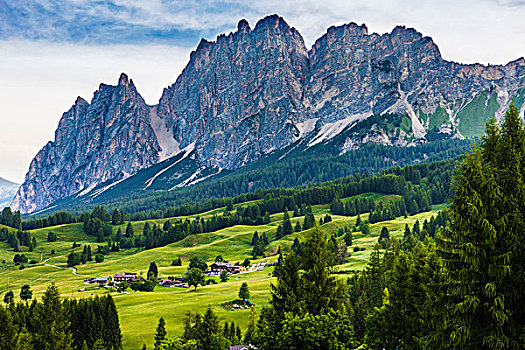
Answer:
[1,0,525,183]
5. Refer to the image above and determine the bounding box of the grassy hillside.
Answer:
[0,194,445,348]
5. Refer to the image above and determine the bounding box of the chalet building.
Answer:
[113,273,137,283]
[210,262,243,274]
[159,279,188,288]
[84,277,109,285]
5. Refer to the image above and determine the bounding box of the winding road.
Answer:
[44,263,88,277]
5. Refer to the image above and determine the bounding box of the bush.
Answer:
[130,279,156,292]
[19,264,25,270]
[13,254,28,264]
[67,252,81,267]
[47,231,57,242]
[206,279,217,285]
[95,254,104,263]
[29,260,37,264]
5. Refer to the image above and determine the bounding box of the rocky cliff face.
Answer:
[11,74,162,213]
[12,14,525,213]
[158,15,310,168]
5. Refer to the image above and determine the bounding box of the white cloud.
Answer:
[2,0,525,183]
[0,40,191,183]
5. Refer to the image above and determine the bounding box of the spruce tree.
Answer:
[251,231,259,246]
[301,225,341,314]
[270,253,303,316]
[344,231,353,246]
[282,209,293,236]
[147,262,158,279]
[238,283,250,301]
[116,228,122,243]
[31,283,72,349]
[0,305,19,349]
[154,317,167,348]
[243,306,257,345]
[111,209,121,226]
[378,226,390,248]
[431,105,525,350]
[125,222,133,238]
[101,295,122,349]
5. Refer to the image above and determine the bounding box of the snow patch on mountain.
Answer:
[76,183,97,198]
[170,166,206,189]
[295,118,318,138]
[382,86,426,139]
[308,112,372,147]
[150,107,179,161]
[144,142,196,190]
[87,174,131,198]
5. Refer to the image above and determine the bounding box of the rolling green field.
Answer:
[0,194,446,349]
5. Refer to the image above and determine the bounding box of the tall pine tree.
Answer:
[432,105,525,350]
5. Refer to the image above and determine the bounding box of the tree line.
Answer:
[32,137,470,220]
[0,284,122,350]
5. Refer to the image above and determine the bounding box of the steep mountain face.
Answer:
[158,15,310,168]
[11,74,163,213]
[306,23,525,139]
[0,177,19,209]
[12,14,525,214]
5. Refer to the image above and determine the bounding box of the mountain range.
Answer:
[11,14,525,214]
[0,177,19,209]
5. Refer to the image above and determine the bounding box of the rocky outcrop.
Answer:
[12,15,525,213]
[11,74,161,213]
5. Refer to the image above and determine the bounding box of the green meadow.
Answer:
[0,194,446,348]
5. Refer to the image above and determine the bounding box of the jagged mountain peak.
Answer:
[12,15,525,214]
[237,18,251,33]
[74,96,89,106]
[12,72,161,213]
[253,14,288,30]
[118,72,130,86]
[325,22,369,37]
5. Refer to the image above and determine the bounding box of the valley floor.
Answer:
[0,195,445,348]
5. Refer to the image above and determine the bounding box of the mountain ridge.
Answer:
[12,14,525,214]
[0,177,19,209]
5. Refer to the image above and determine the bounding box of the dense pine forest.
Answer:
[0,284,121,350]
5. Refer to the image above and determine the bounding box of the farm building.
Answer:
[210,262,244,274]
[159,279,188,288]
[84,277,109,285]
[113,273,137,283]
